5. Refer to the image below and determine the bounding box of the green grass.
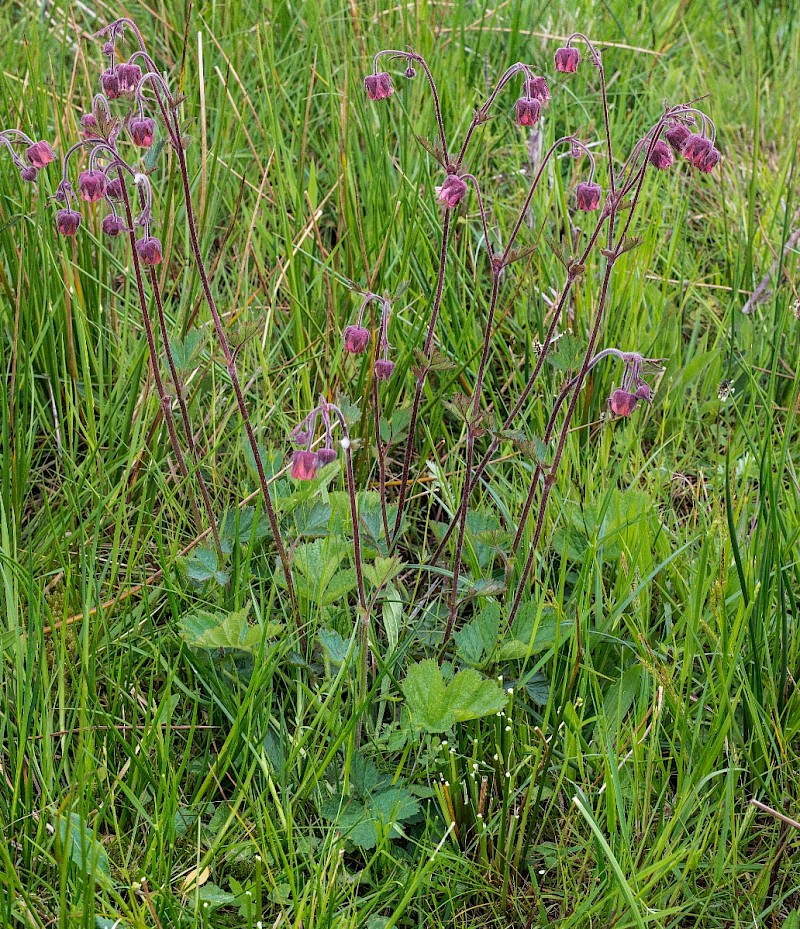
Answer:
[2,0,800,926]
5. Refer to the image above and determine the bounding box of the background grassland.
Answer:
[1,0,799,926]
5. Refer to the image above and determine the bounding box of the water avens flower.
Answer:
[344,325,370,354]
[100,68,120,99]
[106,177,124,200]
[80,114,99,138]
[102,214,126,237]
[699,145,721,173]
[20,165,38,183]
[130,116,155,148]
[317,447,338,466]
[374,359,395,381]
[681,133,712,168]
[136,236,163,266]
[665,123,691,152]
[56,209,81,236]
[554,46,581,73]
[25,140,56,168]
[609,389,638,417]
[116,61,143,95]
[435,173,467,209]
[291,450,319,481]
[524,76,550,105]
[78,169,108,202]
[364,72,393,100]
[575,180,602,212]
[648,139,674,170]
[515,97,541,127]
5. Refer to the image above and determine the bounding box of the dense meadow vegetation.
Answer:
[1,0,799,926]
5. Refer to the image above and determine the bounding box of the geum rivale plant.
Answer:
[1,19,305,644]
[287,35,720,657]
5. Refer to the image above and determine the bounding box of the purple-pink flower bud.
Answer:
[524,76,550,105]
[100,68,120,99]
[136,236,163,266]
[56,209,81,237]
[102,214,126,237]
[317,447,338,466]
[634,383,652,403]
[681,134,712,168]
[648,139,674,170]
[291,450,319,481]
[78,170,108,203]
[106,177,124,200]
[665,123,691,152]
[344,325,371,354]
[374,359,395,381]
[25,140,56,169]
[554,46,581,73]
[575,181,602,212]
[130,117,156,148]
[116,62,143,95]
[81,114,99,138]
[435,173,467,209]
[609,389,638,417]
[20,166,38,183]
[364,72,394,101]
[515,97,541,127]
[698,145,721,174]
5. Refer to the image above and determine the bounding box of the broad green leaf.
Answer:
[57,812,112,889]
[178,545,229,587]
[179,606,282,653]
[454,602,501,666]
[499,605,574,660]
[402,660,506,733]
[363,556,403,589]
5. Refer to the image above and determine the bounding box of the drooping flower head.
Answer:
[606,351,658,417]
[100,68,120,99]
[575,180,602,212]
[364,72,394,101]
[435,173,467,209]
[665,123,691,152]
[116,61,143,95]
[648,139,674,170]
[130,116,156,148]
[344,325,371,354]
[374,359,395,381]
[102,214,126,237]
[20,165,38,183]
[106,177,124,200]
[681,133,712,168]
[554,46,581,73]
[25,140,56,169]
[317,447,338,466]
[78,169,108,202]
[523,76,550,105]
[56,209,81,237]
[291,450,319,481]
[515,97,541,127]
[136,236,163,266]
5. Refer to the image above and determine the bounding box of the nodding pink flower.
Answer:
[80,114,99,137]
[364,72,394,101]
[290,427,311,446]
[374,359,395,381]
[56,209,81,236]
[648,139,674,170]
[344,325,370,354]
[106,177,124,200]
[681,133,712,168]
[100,68,120,99]
[78,170,108,202]
[130,117,156,148]
[665,123,691,152]
[136,236,163,266]
[291,450,319,481]
[698,145,721,174]
[609,389,638,417]
[25,140,56,169]
[116,61,143,95]
[515,97,541,127]
[575,181,602,212]
[102,214,126,237]
[554,46,581,73]
[435,173,467,209]
[524,76,550,105]
[634,382,652,403]
[317,447,338,466]
[20,166,38,183]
